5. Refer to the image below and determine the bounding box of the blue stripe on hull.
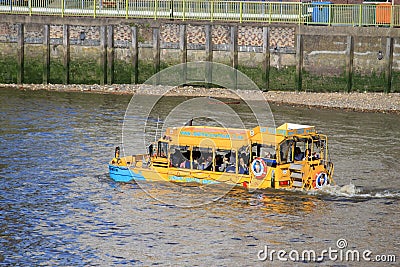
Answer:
[108,165,145,182]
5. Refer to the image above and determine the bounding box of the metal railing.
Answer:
[0,0,398,27]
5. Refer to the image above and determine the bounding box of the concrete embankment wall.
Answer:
[0,15,399,92]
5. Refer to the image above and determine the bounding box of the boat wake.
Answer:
[310,183,400,199]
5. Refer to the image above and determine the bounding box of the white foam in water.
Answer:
[316,183,360,197]
[309,183,400,199]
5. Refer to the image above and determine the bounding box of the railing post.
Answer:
[154,0,158,20]
[239,1,243,23]
[269,2,272,24]
[93,0,97,18]
[358,4,362,27]
[182,0,185,21]
[29,0,32,15]
[210,1,214,22]
[328,4,332,26]
[126,0,129,19]
[298,3,301,25]
[390,4,394,28]
[61,0,65,17]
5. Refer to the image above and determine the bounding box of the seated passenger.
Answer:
[238,157,249,175]
[201,155,213,171]
[226,164,236,173]
[218,156,230,172]
[215,155,224,172]
[294,147,304,161]
[180,159,190,168]
[303,149,311,161]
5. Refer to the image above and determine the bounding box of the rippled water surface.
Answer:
[0,88,399,266]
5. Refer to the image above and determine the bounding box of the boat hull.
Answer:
[108,164,145,182]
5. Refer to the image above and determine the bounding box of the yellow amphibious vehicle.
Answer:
[109,123,334,190]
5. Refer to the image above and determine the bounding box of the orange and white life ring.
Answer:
[251,158,267,180]
[313,172,328,189]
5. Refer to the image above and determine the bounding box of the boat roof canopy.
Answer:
[164,126,251,149]
[162,123,318,149]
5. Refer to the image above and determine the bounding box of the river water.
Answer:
[0,88,399,266]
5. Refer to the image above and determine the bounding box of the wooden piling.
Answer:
[17,23,24,84]
[295,34,303,92]
[63,24,70,85]
[130,26,139,84]
[42,25,50,84]
[179,24,187,85]
[385,37,394,93]
[262,27,270,91]
[205,25,212,85]
[153,27,160,77]
[230,25,238,90]
[346,35,354,93]
[100,25,107,85]
[107,25,114,85]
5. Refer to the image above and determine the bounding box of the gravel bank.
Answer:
[2,83,399,114]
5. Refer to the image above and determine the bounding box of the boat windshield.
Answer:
[278,135,327,163]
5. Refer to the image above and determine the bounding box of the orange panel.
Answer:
[376,3,392,24]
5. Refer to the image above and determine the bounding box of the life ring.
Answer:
[314,172,328,189]
[251,158,267,180]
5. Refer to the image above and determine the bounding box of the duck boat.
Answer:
[109,123,334,190]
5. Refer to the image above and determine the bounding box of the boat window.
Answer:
[215,149,236,173]
[293,138,309,161]
[309,137,326,160]
[238,146,250,175]
[158,141,168,158]
[251,144,276,159]
[238,146,250,165]
[193,147,214,171]
[279,140,294,163]
[169,145,189,168]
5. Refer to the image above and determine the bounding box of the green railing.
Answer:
[0,0,399,27]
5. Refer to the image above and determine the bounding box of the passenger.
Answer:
[294,147,304,161]
[303,149,311,161]
[192,157,199,169]
[218,156,230,172]
[201,155,213,171]
[215,155,224,172]
[171,150,184,167]
[229,151,236,166]
[226,165,236,173]
[238,157,249,175]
